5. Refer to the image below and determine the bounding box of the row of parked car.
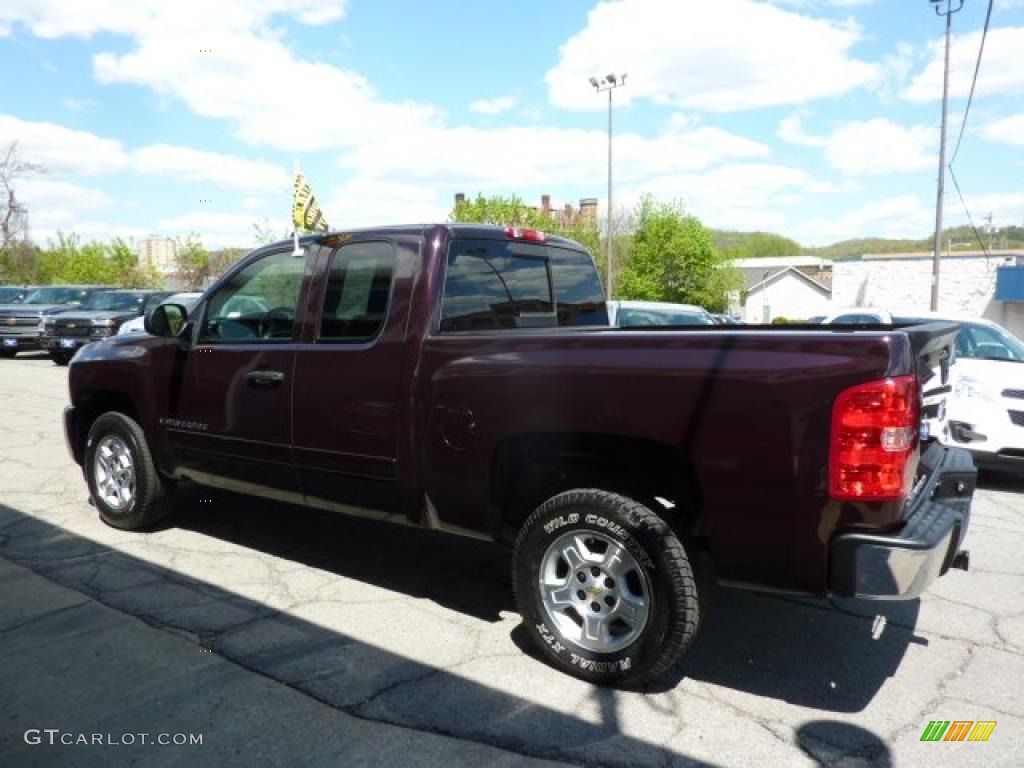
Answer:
[0,285,200,364]
[815,307,1024,475]
[2,283,1020,473]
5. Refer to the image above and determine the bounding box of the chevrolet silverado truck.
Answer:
[0,285,106,358]
[41,289,172,365]
[63,225,975,686]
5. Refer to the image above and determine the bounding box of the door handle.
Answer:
[245,369,286,387]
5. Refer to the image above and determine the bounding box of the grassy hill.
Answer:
[713,225,1024,261]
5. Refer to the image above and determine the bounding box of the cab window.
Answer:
[318,241,396,342]
[440,239,552,332]
[200,250,305,342]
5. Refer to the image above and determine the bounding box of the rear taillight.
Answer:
[829,374,919,501]
[503,227,546,242]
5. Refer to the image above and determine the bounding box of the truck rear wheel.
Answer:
[513,489,701,687]
[84,412,175,530]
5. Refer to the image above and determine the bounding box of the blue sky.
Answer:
[1,0,1022,249]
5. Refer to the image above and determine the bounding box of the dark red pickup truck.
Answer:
[64,224,975,685]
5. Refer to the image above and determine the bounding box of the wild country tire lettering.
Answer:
[536,623,632,672]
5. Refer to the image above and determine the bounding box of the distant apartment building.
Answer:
[137,237,178,274]
[453,193,598,229]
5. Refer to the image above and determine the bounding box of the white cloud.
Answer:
[904,26,1024,102]
[242,196,267,210]
[618,162,814,231]
[981,113,1024,146]
[546,0,878,112]
[825,118,935,176]
[131,144,289,190]
[17,178,120,245]
[800,195,934,243]
[769,0,876,6]
[777,114,827,148]
[322,179,449,229]
[0,114,290,191]
[156,212,263,249]
[63,98,99,112]
[778,115,936,176]
[470,96,519,115]
[0,1,438,152]
[340,123,769,191]
[0,114,127,175]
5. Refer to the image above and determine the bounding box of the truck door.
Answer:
[291,237,415,520]
[163,247,308,497]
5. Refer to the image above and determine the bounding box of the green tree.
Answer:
[175,233,210,290]
[450,193,602,262]
[618,196,735,310]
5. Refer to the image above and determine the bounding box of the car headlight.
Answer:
[953,376,994,401]
[92,316,116,327]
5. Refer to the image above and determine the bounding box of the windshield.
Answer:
[82,292,146,312]
[617,308,714,327]
[23,287,90,305]
[955,322,1024,362]
[0,287,28,303]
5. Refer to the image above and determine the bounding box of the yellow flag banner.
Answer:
[292,172,330,232]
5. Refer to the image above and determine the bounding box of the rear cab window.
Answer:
[440,238,607,332]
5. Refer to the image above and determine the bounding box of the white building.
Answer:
[137,237,178,274]
[732,256,833,323]
[831,251,1024,338]
[741,267,833,323]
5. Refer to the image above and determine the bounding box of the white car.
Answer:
[117,292,203,335]
[822,309,1024,472]
[607,300,715,327]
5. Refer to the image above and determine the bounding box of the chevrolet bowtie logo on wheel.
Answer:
[920,720,997,742]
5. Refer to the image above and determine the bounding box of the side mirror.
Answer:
[145,303,188,338]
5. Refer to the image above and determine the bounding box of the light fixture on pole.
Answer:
[929,0,964,311]
[589,73,628,300]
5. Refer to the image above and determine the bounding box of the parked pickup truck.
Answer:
[63,225,976,686]
[42,289,173,365]
[0,285,106,358]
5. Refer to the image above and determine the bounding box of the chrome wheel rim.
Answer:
[538,530,651,653]
[93,435,136,512]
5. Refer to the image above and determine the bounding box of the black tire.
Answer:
[49,350,73,366]
[513,489,701,687]
[84,412,175,530]
[0,348,16,358]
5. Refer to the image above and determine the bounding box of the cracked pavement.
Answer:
[2,354,1023,766]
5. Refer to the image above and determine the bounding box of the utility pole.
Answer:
[984,212,994,252]
[930,0,964,311]
[589,73,628,300]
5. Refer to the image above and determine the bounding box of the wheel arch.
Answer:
[491,431,705,544]
[71,390,141,466]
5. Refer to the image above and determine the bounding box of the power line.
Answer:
[948,165,990,257]
[950,0,994,167]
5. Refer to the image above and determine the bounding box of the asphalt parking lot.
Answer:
[2,353,1023,767]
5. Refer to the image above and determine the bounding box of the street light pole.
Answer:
[590,73,627,300]
[930,0,963,311]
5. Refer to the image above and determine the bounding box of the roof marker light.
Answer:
[503,227,546,242]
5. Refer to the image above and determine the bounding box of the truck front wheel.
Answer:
[84,412,175,530]
[513,489,701,687]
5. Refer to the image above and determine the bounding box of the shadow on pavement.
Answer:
[173,482,917,714]
[0,499,712,768]
[976,468,1024,493]
[1,490,910,763]
[796,721,892,767]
